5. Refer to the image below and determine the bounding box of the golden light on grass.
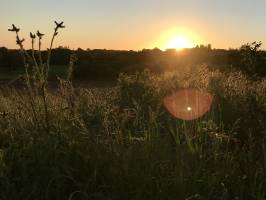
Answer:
[164,89,213,120]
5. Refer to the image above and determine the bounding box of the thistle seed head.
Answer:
[30,32,36,39]
[55,21,65,29]
[8,24,20,33]
[37,30,45,39]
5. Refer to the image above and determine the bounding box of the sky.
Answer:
[1,0,266,50]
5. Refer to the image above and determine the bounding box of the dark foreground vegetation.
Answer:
[0,68,266,200]
[0,22,265,199]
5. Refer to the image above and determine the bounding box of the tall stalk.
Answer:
[8,21,66,132]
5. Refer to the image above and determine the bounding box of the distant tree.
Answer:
[50,46,71,65]
[228,49,241,68]
[196,44,212,50]
[6,50,23,70]
[239,41,265,77]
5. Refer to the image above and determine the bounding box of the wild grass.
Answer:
[0,22,265,200]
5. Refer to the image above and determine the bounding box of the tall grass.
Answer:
[0,23,265,199]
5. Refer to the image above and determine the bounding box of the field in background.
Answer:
[0,65,68,80]
[0,66,265,199]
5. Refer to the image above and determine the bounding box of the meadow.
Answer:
[0,65,68,81]
[0,66,265,200]
[0,22,265,200]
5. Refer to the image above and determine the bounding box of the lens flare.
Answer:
[164,89,213,120]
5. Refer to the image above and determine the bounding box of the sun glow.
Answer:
[153,28,202,51]
[166,35,193,50]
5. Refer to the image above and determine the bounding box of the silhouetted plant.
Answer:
[8,21,73,132]
[239,41,263,77]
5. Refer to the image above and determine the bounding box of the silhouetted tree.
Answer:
[239,41,266,77]
[1,43,266,81]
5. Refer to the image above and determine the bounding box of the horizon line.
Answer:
[1,45,262,52]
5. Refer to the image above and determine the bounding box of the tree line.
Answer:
[0,42,266,80]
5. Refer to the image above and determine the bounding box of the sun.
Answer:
[151,28,201,51]
[166,35,193,50]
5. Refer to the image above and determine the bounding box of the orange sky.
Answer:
[1,0,266,50]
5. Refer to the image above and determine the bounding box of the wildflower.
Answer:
[8,24,20,33]
[37,30,44,39]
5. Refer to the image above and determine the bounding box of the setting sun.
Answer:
[166,35,193,50]
[153,28,201,51]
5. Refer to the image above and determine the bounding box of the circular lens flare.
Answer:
[187,106,192,112]
[164,89,213,120]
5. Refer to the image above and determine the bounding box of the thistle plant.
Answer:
[8,21,67,132]
[8,21,65,86]
[8,25,31,73]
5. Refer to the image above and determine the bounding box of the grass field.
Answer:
[0,65,68,81]
[0,65,265,199]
